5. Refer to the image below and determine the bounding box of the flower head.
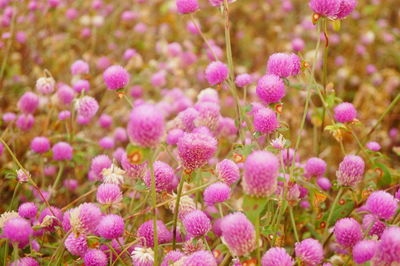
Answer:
[131,247,155,266]
[253,107,279,135]
[3,217,33,246]
[334,102,357,123]
[294,238,324,266]
[336,155,365,187]
[205,61,229,85]
[76,96,99,120]
[334,217,362,247]
[18,92,39,114]
[267,53,301,78]
[176,0,199,14]
[84,249,108,266]
[304,157,327,178]
[183,210,211,237]
[352,240,377,264]
[365,190,398,220]
[309,0,340,17]
[103,65,130,90]
[203,182,231,205]
[137,220,171,247]
[256,74,285,104]
[262,247,294,266]
[243,150,279,197]
[144,161,176,192]
[97,214,124,239]
[221,212,256,256]
[96,183,123,204]
[64,233,88,256]
[373,226,400,265]
[216,159,240,185]
[183,250,217,266]
[18,202,37,219]
[36,77,55,94]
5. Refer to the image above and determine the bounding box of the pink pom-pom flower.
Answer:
[294,238,324,266]
[103,65,130,90]
[205,61,228,86]
[334,217,362,247]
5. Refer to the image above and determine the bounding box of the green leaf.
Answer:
[374,163,392,187]
[242,195,269,224]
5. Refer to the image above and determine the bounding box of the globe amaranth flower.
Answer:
[161,250,184,266]
[334,102,357,123]
[137,220,171,247]
[97,214,124,240]
[3,217,33,247]
[373,226,400,265]
[76,96,99,120]
[90,154,112,181]
[203,182,231,205]
[221,212,256,256]
[316,177,332,191]
[362,214,385,237]
[336,155,365,187]
[253,107,279,135]
[194,102,221,133]
[352,240,377,264]
[177,131,217,170]
[99,137,114,150]
[262,247,294,266]
[243,150,279,197]
[18,92,39,114]
[30,136,50,154]
[267,53,301,78]
[102,164,125,184]
[235,73,253,88]
[183,250,217,266]
[103,65,130,90]
[84,249,108,266]
[64,233,88,256]
[143,160,176,192]
[256,74,285,104]
[10,257,39,266]
[131,247,155,266]
[304,157,327,178]
[72,79,90,93]
[167,128,184,146]
[18,202,37,219]
[16,114,34,131]
[38,206,63,231]
[71,59,89,75]
[336,0,357,19]
[309,0,340,17]
[366,141,381,151]
[334,217,362,247]
[294,238,324,266]
[183,210,211,237]
[96,183,122,204]
[205,61,229,85]
[36,77,55,94]
[57,85,75,105]
[215,159,240,185]
[365,190,398,220]
[127,104,165,147]
[69,203,102,235]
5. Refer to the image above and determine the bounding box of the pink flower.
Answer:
[262,247,294,266]
[205,61,229,85]
[334,102,357,123]
[103,65,130,90]
[256,74,285,104]
[176,0,199,14]
[334,218,362,247]
[295,238,324,266]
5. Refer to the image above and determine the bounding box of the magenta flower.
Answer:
[52,142,73,161]
[176,0,199,14]
[221,212,256,256]
[366,141,381,151]
[183,250,217,266]
[373,226,400,265]
[64,234,88,256]
[144,161,176,192]
[365,190,398,220]
[352,240,377,264]
[3,217,33,247]
[103,65,130,90]
[203,182,231,205]
[336,155,365,187]
[96,183,122,204]
[253,107,279,135]
[76,96,99,120]
[294,238,324,266]
[334,217,362,247]
[177,132,217,170]
[84,249,108,266]
[90,154,112,181]
[235,73,253,88]
[137,220,171,247]
[262,247,294,266]
[243,150,279,197]
[183,210,211,237]
[18,92,39,114]
[161,250,184,266]
[205,61,229,85]
[336,0,357,19]
[10,257,38,266]
[309,0,340,17]
[267,53,301,78]
[362,214,386,237]
[18,202,37,219]
[127,104,165,147]
[304,157,327,178]
[97,214,124,240]
[334,102,357,123]
[71,59,89,75]
[30,136,50,154]
[256,74,285,104]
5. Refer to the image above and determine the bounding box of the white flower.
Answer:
[102,164,126,185]
[270,134,286,150]
[36,77,55,94]
[0,211,20,229]
[16,169,30,183]
[131,247,154,265]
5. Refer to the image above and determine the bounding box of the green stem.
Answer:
[172,173,186,250]
[12,242,18,262]
[149,153,159,264]
[50,163,64,199]
[289,206,299,242]
[189,14,217,60]
[324,187,344,236]
[9,182,20,211]
[363,93,400,142]
[223,0,245,144]
[123,94,134,108]
[255,214,261,265]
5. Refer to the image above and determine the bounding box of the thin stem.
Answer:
[289,206,299,242]
[255,214,261,265]
[50,163,64,199]
[149,152,159,264]
[172,174,186,250]
[363,93,400,142]
[324,187,344,236]
[189,14,217,60]
[12,242,19,262]
[123,94,134,108]
[8,182,20,211]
